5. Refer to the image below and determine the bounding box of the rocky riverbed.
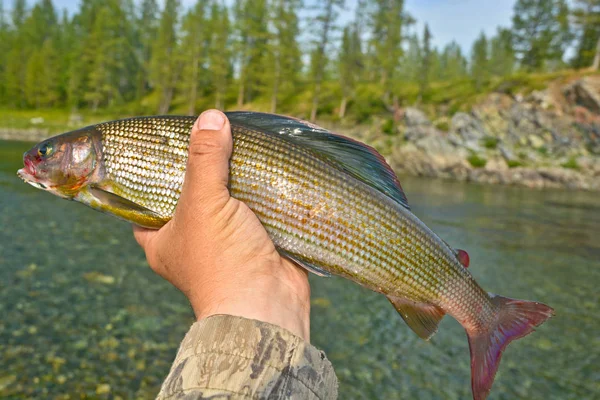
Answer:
[2,76,599,191]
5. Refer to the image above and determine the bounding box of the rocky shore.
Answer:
[347,76,600,191]
[2,76,599,191]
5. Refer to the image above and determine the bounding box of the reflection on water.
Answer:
[1,140,598,399]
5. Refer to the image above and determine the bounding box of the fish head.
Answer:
[17,127,101,199]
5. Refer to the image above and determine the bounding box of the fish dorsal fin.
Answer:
[226,112,410,210]
[387,296,446,340]
[278,249,332,278]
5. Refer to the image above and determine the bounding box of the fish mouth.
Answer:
[17,166,47,190]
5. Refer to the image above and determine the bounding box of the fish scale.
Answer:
[98,116,476,309]
[19,112,554,400]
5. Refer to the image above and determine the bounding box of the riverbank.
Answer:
[2,74,599,191]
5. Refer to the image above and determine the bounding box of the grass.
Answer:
[467,154,487,168]
[507,160,523,168]
[482,136,500,149]
[0,68,597,136]
[0,109,124,134]
[561,157,580,170]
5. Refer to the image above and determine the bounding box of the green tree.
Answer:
[309,0,344,122]
[419,23,432,100]
[471,31,489,90]
[268,0,302,113]
[208,1,231,110]
[11,0,27,29]
[178,1,208,115]
[437,41,468,81]
[398,33,421,84]
[136,0,159,99]
[25,38,59,107]
[571,0,600,69]
[0,0,7,102]
[489,28,515,76]
[512,0,572,70]
[338,23,362,118]
[234,0,270,106]
[369,0,408,107]
[150,0,180,113]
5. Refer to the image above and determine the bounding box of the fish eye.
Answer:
[38,142,53,158]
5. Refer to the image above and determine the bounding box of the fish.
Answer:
[17,112,553,400]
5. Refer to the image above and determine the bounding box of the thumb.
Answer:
[179,110,232,209]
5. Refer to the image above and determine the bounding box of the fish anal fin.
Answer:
[77,185,169,228]
[387,296,446,340]
[278,249,332,277]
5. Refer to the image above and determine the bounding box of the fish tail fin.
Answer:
[466,294,554,400]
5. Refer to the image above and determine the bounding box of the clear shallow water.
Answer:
[1,140,598,399]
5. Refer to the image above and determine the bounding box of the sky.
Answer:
[44,0,516,55]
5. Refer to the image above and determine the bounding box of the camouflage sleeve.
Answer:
[156,315,338,400]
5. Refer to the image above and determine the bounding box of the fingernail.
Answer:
[197,110,225,131]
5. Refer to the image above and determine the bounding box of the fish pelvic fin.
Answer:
[467,294,554,400]
[386,296,446,340]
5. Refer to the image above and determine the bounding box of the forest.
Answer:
[0,0,599,123]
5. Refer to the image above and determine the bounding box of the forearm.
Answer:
[157,315,338,400]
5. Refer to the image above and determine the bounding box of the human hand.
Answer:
[133,110,311,340]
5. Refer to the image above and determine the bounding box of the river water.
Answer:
[1,140,598,399]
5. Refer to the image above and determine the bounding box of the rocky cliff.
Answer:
[359,75,600,191]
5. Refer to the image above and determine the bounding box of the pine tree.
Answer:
[512,0,572,71]
[369,0,408,106]
[178,1,208,115]
[437,41,468,81]
[136,0,159,99]
[150,0,180,113]
[571,0,600,69]
[0,0,7,103]
[208,1,230,110]
[419,23,432,100]
[398,33,421,84]
[489,28,515,76]
[11,0,27,29]
[471,31,489,90]
[268,0,302,113]
[309,0,344,122]
[338,23,362,118]
[25,38,59,107]
[233,0,270,106]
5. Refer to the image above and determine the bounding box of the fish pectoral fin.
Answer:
[386,296,446,340]
[77,186,169,229]
[278,250,332,278]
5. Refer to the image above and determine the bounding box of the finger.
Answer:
[180,110,232,208]
[132,224,156,250]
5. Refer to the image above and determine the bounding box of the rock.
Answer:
[30,117,45,125]
[83,272,115,285]
[499,145,515,161]
[528,135,545,149]
[527,89,554,110]
[563,77,600,114]
[450,112,487,143]
[68,113,84,126]
[403,107,431,127]
[96,383,111,395]
[485,157,508,171]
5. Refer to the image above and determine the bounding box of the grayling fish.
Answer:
[17,112,553,400]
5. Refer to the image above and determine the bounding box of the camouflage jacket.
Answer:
[156,315,338,399]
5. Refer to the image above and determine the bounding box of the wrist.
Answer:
[189,258,311,341]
